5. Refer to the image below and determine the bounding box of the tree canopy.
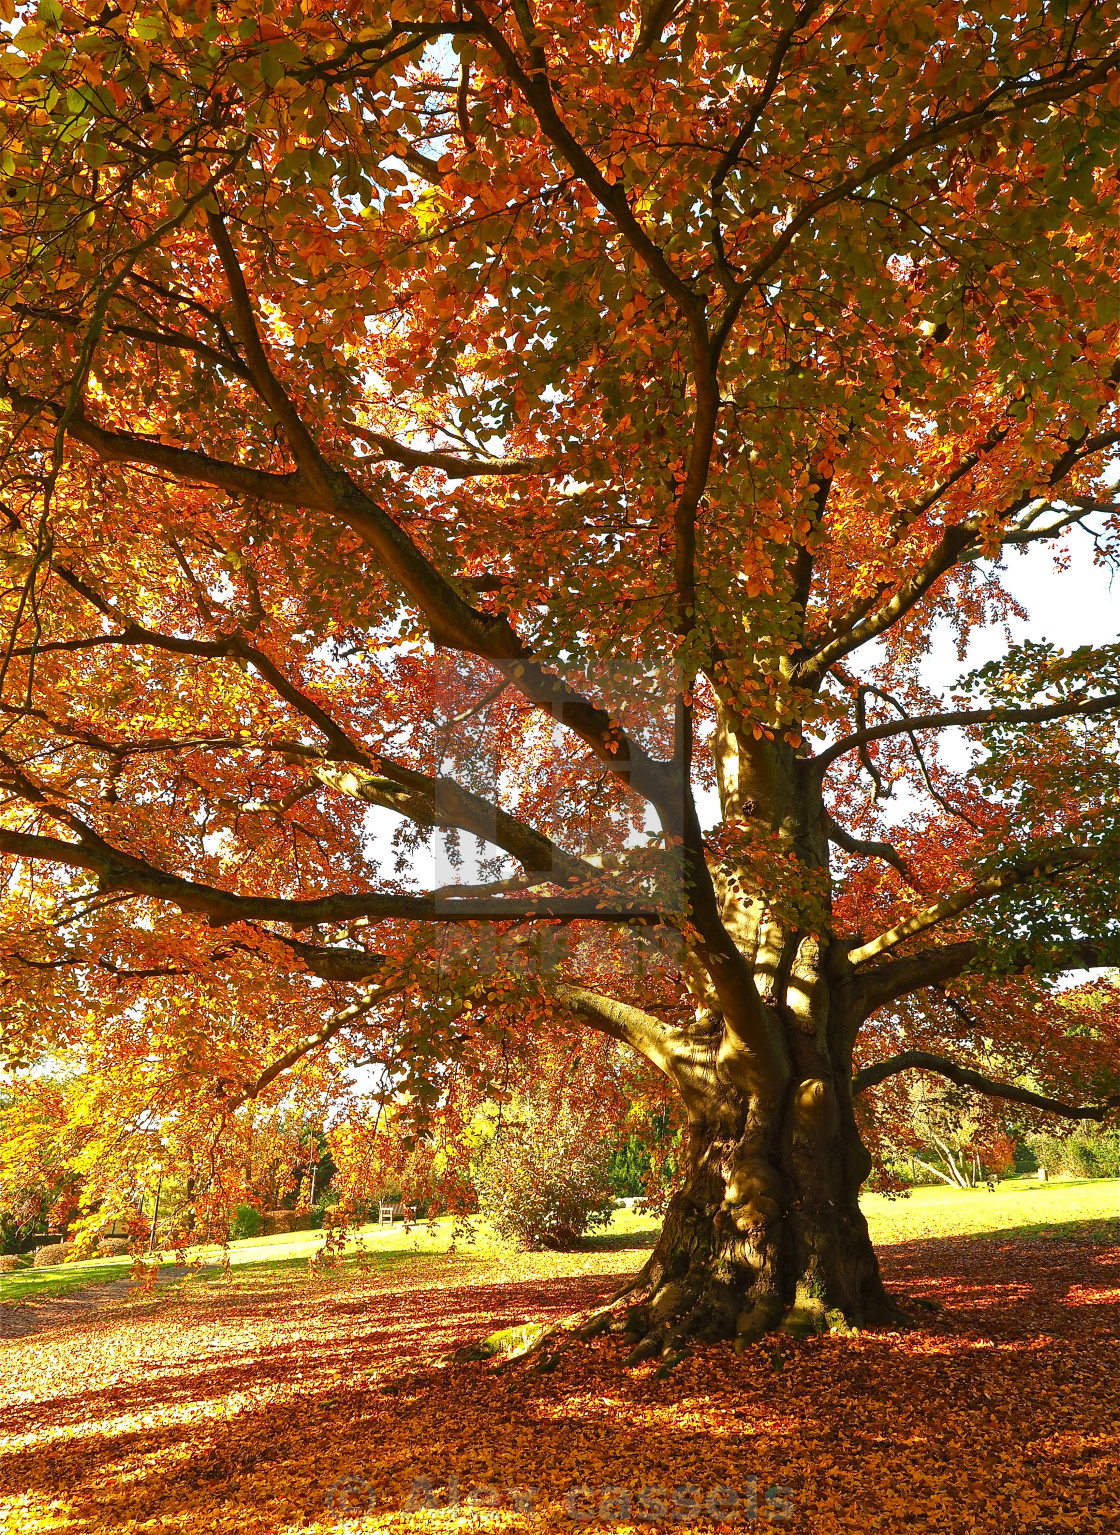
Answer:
[0,0,1117,1334]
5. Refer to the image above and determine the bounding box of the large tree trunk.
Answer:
[620,1023,895,1359]
[612,716,901,1358]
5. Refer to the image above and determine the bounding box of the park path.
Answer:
[0,1266,220,1340]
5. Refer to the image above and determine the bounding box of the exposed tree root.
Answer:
[438,1262,907,1377]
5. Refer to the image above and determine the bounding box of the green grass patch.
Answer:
[861,1174,1119,1246]
[3,1180,1113,1307]
[0,1212,523,1305]
[0,1254,135,1303]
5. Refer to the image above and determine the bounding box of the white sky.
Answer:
[924,536,1118,687]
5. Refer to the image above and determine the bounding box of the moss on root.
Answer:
[441,1322,548,1365]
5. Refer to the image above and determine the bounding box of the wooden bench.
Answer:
[377,1202,416,1226]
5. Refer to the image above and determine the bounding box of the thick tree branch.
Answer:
[206,208,338,500]
[404,144,445,184]
[630,0,687,57]
[852,1050,1120,1122]
[3,388,320,507]
[846,847,1102,968]
[550,983,693,1081]
[813,691,1120,776]
[360,435,554,478]
[22,395,679,815]
[11,273,681,822]
[309,760,601,886]
[852,938,1114,1016]
[549,982,722,1117]
[0,828,668,929]
[276,935,388,983]
[230,973,697,1111]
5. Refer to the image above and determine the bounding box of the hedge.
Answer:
[260,1210,317,1236]
[33,1243,74,1267]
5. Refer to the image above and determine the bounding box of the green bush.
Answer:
[307,1189,341,1229]
[606,1136,651,1198]
[1065,1140,1097,1177]
[1028,1124,1119,1179]
[475,1096,616,1250]
[229,1204,261,1241]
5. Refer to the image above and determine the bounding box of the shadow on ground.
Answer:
[1,1231,1115,1533]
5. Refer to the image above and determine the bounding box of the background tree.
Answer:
[0,1078,82,1252]
[1,0,1118,1350]
[861,970,1120,1189]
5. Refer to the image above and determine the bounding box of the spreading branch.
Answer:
[846,847,1104,968]
[224,987,389,1107]
[804,416,1120,678]
[814,691,1120,776]
[42,565,617,891]
[823,811,925,893]
[852,1050,1119,1122]
[359,434,554,479]
[0,828,669,930]
[852,938,1114,1016]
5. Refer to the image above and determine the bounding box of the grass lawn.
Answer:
[0,1207,661,1304]
[861,1173,1119,1244]
[0,1218,447,1304]
[3,1175,1114,1307]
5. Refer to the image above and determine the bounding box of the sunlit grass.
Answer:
[3,1178,1114,1306]
[862,1174,1118,1245]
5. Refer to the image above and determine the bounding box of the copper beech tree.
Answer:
[1,0,1118,1348]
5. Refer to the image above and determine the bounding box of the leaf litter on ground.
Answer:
[0,1220,1115,1534]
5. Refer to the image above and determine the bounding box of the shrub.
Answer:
[475,1096,616,1250]
[33,1242,73,1267]
[259,1210,315,1236]
[1064,1139,1098,1177]
[0,1254,19,1272]
[308,1190,341,1229]
[97,1237,131,1257]
[229,1204,261,1241]
[1028,1124,1119,1179]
